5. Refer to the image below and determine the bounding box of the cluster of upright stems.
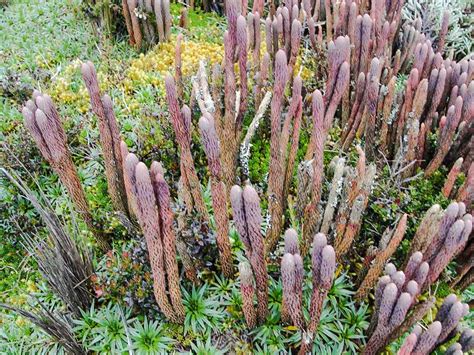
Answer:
[356,213,408,300]
[122,0,172,50]
[362,260,428,354]
[296,144,377,259]
[81,62,131,220]
[332,7,473,180]
[164,75,209,220]
[170,0,473,260]
[281,231,336,355]
[198,114,233,277]
[123,155,185,323]
[360,201,472,354]
[443,328,474,355]
[356,201,472,300]
[231,185,268,327]
[20,0,474,349]
[413,202,472,291]
[398,294,471,355]
[285,0,474,184]
[22,90,110,251]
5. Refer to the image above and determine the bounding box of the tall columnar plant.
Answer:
[300,90,325,256]
[22,91,110,251]
[81,61,130,219]
[457,162,473,211]
[280,229,337,354]
[266,50,289,254]
[198,113,233,277]
[165,75,209,220]
[124,154,185,323]
[281,230,304,328]
[280,228,302,324]
[334,151,376,261]
[301,233,336,354]
[230,184,268,324]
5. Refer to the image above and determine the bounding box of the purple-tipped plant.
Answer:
[198,114,233,277]
[23,92,110,251]
[81,61,129,218]
[230,184,268,324]
[165,75,208,220]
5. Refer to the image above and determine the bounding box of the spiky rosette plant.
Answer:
[1,168,94,317]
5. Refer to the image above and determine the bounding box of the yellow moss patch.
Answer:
[48,36,224,115]
[122,37,224,95]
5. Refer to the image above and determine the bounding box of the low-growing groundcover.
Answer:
[0,0,473,354]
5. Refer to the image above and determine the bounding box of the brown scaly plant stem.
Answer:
[81,61,130,219]
[165,75,209,221]
[280,229,337,354]
[281,77,303,216]
[334,155,376,261]
[299,233,336,355]
[230,184,268,324]
[356,214,408,300]
[265,50,289,255]
[261,10,304,255]
[442,157,463,198]
[124,155,185,323]
[175,34,184,100]
[122,0,172,50]
[198,113,234,277]
[299,38,350,256]
[22,91,110,252]
[238,261,257,328]
[175,214,199,284]
[456,162,473,212]
[218,0,240,189]
[300,90,325,257]
[119,141,138,221]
